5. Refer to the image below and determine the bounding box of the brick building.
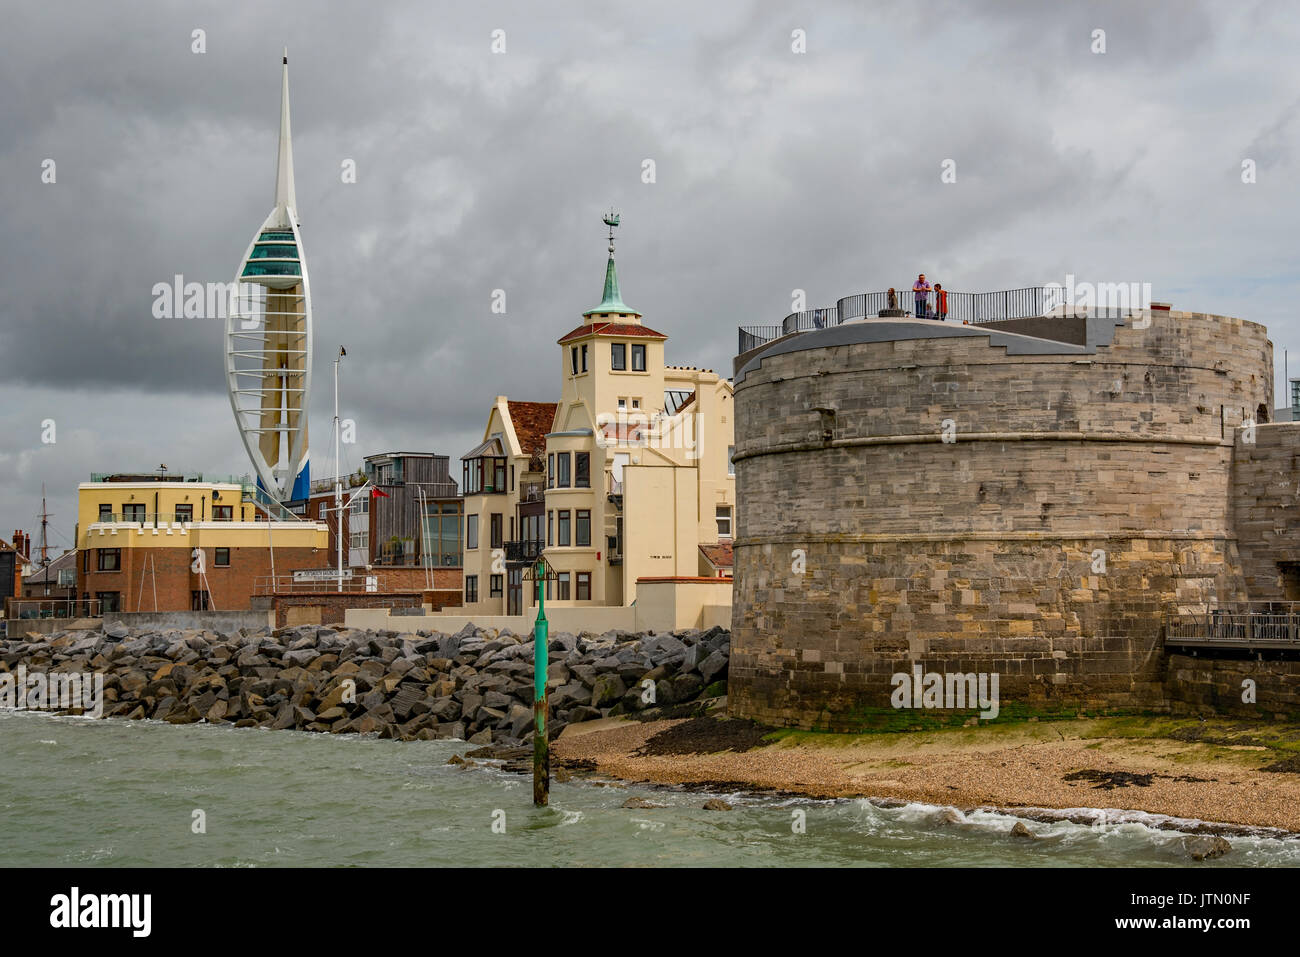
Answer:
[76,472,330,613]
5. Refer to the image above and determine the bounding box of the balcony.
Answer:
[504,539,545,563]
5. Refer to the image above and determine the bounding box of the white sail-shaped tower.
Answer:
[225,50,312,503]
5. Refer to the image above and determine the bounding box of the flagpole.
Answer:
[334,346,346,592]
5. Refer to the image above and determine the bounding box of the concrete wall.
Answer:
[344,604,637,634]
[5,617,102,637]
[729,310,1274,729]
[103,609,272,633]
[634,577,733,632]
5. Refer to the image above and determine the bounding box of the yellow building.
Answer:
[459,400,556,615]
[459,216,735,614]
[75,472,329,612]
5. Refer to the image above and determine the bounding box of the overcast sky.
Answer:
[2,0,1299,553]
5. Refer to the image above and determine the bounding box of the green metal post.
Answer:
[533,558,549,806]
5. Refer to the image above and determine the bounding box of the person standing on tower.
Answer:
[912,274,931,318]
[934,283,948,321]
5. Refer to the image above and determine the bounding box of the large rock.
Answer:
[590,674,627,708]
[1182,836,1231,861]
[699,651,728,686]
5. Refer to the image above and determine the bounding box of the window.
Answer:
[617,398,626,410]
[465,575,478,603]
[548,453,555,489]
[716,505,733,538]
[631,398,640,409]
[509,516,515,541]
[463,456,507,495]
[97,592,121,613]
[575,452,590,488]
[557,510,571,546]
[490,513,503,549]
[547,510,553,546]
[350,530,369,550]
[98,503,112,523]
[510,465,515,492]
[576,509,591,547]
[190,590,209,611]
[631,343,646,371]
[214,547,230,567]
[557,452,570,488]
[466,514,479,549]
[490,574,503,598]
[576,572,591,601]
[581,344,588,372]
[571,346,579,375]
[175,504,193,523]
[97,548,120,572]
[556,572,571,601]
[421,501,463,567]
[213,505,233,521]
[351,496,368,515]
[83,549,90,572]
[611,342,626,370]
[728,445,735,476]
[123,503,145,522]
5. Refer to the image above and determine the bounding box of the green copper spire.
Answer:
[583,210,640,317]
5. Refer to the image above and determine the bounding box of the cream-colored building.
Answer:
[459,220,735,615]
[460,399,555,616]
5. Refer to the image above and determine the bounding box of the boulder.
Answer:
[698,651,729,686]
[590,674,627,708]
[1182,836,1231,861]
[622,797,666,809]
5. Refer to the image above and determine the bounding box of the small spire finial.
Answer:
[603,208,620,255]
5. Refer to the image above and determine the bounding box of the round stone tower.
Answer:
[728,308,1272,730]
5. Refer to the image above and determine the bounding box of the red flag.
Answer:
[371,487,390,499]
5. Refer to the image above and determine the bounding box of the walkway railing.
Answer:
[739,285,1139,354]
[1166,602,1300,647]
[5,598,103,620]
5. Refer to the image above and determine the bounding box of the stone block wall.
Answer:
[729,309,1276,729]
[1232,423,1300,600]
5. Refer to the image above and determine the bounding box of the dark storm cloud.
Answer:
[3,0,1300,542]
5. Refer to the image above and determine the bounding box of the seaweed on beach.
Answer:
[635,716,775,756]
[1063,769,1155,789]
[1260,756,1300,774]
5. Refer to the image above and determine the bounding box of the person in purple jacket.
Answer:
[912,274,931,318]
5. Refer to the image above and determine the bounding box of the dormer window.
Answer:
[462,436,508,494]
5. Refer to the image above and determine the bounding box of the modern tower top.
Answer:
[272,48,297,227]
[583,209,640,318]
[225,50,313,505]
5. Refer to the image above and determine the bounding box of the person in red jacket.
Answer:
[934,283,948,321]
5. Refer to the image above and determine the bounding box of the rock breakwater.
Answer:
[0,622,731,746]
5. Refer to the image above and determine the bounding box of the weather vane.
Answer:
[603,208,620,254]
